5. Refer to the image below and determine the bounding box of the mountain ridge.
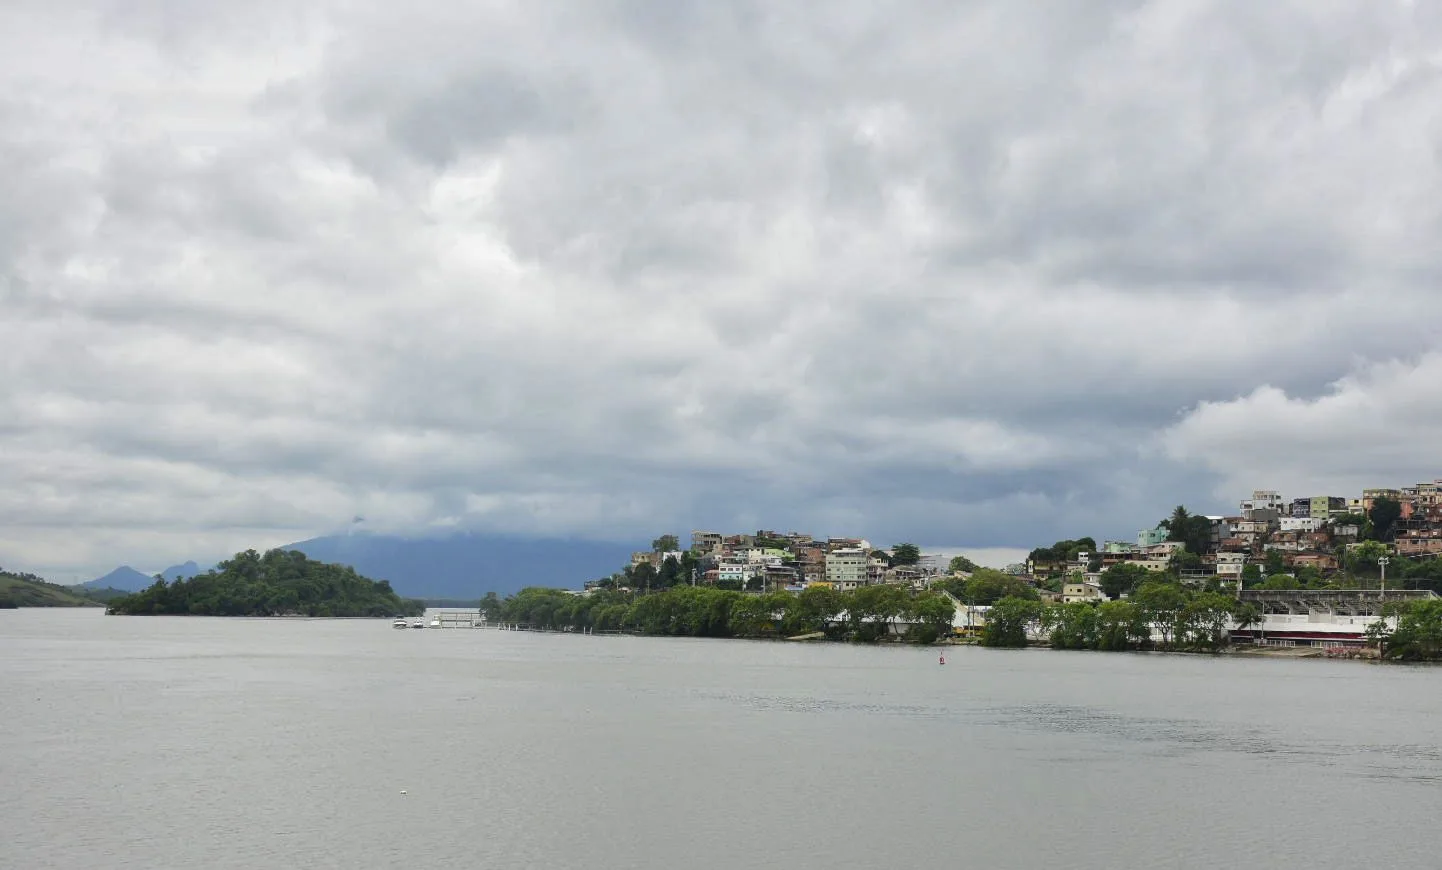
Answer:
[86,532,639,599]
[80,565,155,593]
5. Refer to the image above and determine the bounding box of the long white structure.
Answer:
[1231,589,1437,647]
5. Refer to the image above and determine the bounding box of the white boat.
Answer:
[410,619,425,629]
[392,618,409,629]
[428,618,441,628]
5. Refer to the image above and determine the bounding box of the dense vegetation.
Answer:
[1368,599,1442,661]
[0,569,108,608]
[935,568,1039,605]
[979,581,1258,653]
[106,549,424,617]
[487,584,957,643]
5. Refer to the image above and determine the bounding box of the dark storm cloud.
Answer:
[3,0,1442,578]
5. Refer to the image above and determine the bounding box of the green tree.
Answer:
[1401,557,1442,595]
[903,592,955,643]
[1048,602,1100,650]
[1331,512,1367,530]
[1095,600,1151,651]
[1178,592,1237,652]
[947,554,980,574]
[1164,506,1192,541]
[1344,540,1390,579]
[1169,550,1203,575]
[657,556,683,588]
[1162,506,1215,555]
[631,562,658,592]
[956,569,1038,605]
[890,543,922,566]
[679,551,700,587]
[848,584,906,641]
[784,584,842,635]
[479,591,502,620]
[981,597,1040,647]
[1294,566,1327,589]
[1263,548,1287,576]
[1369,599,1442,660]
[1259,573,1299,590]
[1133,580,1189,648]
[1240,563,1262,587]
[651,534,680,553]
[1099,563,1151,599]
[1026,538,1097,572]
[1368,498,1402,543]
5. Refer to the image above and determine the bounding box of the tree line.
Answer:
[978,580,1259,653]
[485,584,957,643]
[106,549,425,617]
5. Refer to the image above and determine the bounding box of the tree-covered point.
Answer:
[105,549,425,617]
[1369,599,1442,661]
[492,583,956,644]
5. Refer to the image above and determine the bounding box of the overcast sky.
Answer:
[4,1,1442,580]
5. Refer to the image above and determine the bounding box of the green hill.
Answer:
[106,548,425,617]
[0,570,105,608]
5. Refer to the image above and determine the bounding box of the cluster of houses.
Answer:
[1031,479,1442,604]
[618,479,1442,600]
[599,480,1442,646]
[625,531,949,593]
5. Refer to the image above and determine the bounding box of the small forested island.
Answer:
[106,548,424,617]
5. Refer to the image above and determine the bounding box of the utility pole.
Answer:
[1378,555,1389,600]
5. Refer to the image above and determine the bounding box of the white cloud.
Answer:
[4,0,1442,578]
[1164,352,1442,499]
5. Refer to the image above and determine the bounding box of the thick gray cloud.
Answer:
[3,0,1441,579]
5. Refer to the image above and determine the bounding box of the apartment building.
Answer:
[825,548,868,590]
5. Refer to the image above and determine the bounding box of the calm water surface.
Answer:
[2,608,1440,869]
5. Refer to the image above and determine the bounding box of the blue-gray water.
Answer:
[2,608,1439,869]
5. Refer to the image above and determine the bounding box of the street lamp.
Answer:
[1378,555,1389,600]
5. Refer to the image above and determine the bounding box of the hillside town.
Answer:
[613,478,1442,596]
[559,477,1442,654]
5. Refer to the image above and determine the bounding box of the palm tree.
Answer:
[1164,505,1192,543]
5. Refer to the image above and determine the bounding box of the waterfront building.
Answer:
[1232,589,1438,647]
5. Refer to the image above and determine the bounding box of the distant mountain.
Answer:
[160,561,205,581]
[279,532,638,598]
[81,565,155,593]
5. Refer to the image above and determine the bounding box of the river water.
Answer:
[2,608,1439,869]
